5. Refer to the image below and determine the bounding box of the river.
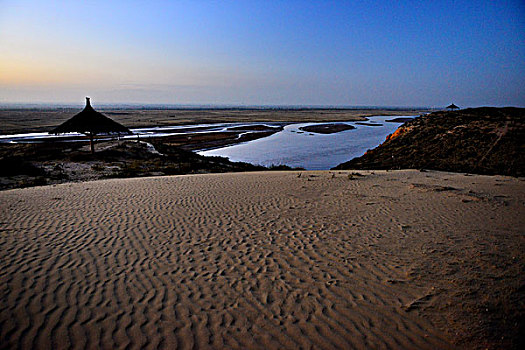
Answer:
[199,116,409,170]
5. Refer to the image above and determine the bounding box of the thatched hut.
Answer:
[50,97,131,153]
[446,103,460,110]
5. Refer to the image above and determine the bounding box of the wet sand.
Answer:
[0,170,523,349]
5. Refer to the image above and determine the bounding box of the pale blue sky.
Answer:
[1,0,524,106]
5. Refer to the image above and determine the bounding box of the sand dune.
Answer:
[1,170,523,349]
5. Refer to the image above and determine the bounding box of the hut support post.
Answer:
[89,133,95,154]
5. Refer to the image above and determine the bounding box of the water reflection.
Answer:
[199,116,409,170]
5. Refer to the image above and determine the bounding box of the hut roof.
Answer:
[446,103,459,109]
[50,97,131,135]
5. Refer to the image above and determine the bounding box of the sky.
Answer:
[0,0,524,107]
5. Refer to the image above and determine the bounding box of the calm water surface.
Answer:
[199,116,409,170]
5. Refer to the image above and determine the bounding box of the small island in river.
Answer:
[385,117,416,123]
[355,122,383,126]
[299,123,355,134]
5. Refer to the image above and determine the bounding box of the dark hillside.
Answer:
[334,107,524,176]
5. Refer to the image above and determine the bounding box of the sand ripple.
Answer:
[1,171,523,349]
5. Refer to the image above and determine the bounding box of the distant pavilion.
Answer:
[446,103,460,110]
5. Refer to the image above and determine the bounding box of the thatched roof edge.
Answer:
[50,98,132,135]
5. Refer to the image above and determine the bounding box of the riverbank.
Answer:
[334,107,525,176]
[0,140,300,191]
[1,170,523,349]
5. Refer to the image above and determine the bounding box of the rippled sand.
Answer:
[1,170,523,349]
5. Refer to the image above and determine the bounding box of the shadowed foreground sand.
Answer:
[1,170,523,349]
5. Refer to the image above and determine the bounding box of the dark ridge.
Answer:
[333,107,525,176]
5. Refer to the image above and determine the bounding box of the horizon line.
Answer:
[1,102,515,110]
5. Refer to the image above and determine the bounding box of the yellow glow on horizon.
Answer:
[0,59,65,85]
[0,55,108,86]
[0,53,225,88]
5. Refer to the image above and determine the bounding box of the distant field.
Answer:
[0,108,428,134]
